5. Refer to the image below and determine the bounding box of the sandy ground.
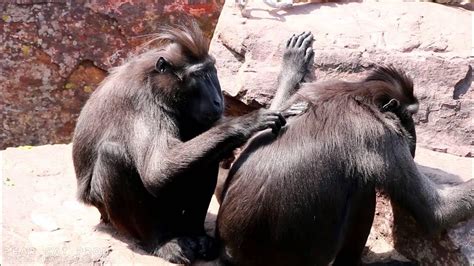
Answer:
[1,144,472,265]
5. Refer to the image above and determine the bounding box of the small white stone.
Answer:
[31,212,60,232]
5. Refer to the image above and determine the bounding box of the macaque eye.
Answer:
[155,57,170,73]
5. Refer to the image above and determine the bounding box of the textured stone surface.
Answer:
[1,144,472,265]
[364,150,474,265]
[210,1,473,157]
[1,1,223,150]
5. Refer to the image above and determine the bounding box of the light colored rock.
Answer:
[31,212,60,232]
[364,148,474,265]
[210,0,473,157]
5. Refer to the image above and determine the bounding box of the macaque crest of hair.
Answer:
[365,65,419,113]
[139,21,210,60]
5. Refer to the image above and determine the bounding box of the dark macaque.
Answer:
[217,64,474,265]
[72,22,302,264]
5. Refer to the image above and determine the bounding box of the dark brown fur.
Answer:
[217,66,474,266]
[73,22,291,264]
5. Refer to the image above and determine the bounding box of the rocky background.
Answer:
[1,0,473,265]
[1,1,472,156]
[212,1,473,157]
[1,0,224,150]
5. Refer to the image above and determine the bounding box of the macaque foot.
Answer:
[194,234,219,261]
[282,31,315,83]
[152,237,197,264]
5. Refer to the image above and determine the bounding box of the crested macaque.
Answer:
[217,62,474,265]
[72,22,304,264]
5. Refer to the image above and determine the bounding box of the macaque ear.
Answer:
[382,98,400,112]
[155,57,170,73]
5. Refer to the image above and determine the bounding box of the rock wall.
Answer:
[210,1,473,157]
[1,1,223,150]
